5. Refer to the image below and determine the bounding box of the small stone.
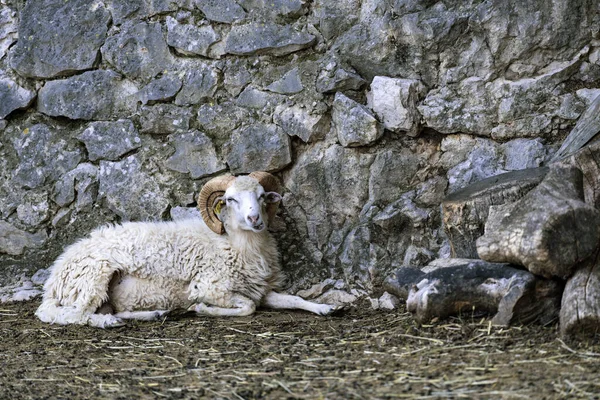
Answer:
[79,120,141,161]
[195,0,247,23]
[165,130,226,179]
[137,75,183,105]
[266,68,304,94]
[0,78,36,119]
[166,16,220,57]
[101,21,173,82]
[139,104,192,134]
[174,67,219,106]
[226,123,292,174]
[0,220,46,256]
[273,104,329,143]
[37,70,138,120]
[225,22,315,56]
[332,93,383,147]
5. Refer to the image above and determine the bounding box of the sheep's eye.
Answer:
[226,197,237,204]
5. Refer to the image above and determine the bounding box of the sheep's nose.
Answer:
[248,214,259,224]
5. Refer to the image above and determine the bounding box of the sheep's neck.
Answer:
[228,229,271,256]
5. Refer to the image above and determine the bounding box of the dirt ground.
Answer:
[1,300,600,400]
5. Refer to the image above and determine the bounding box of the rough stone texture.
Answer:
[226,124,292,174]
[0,77,36,119]
[139,104,192,135]
[273,104,330,143]
[316,60,366,93]
[194,0,247,23]
[107,0,173,25]
[165,130,225,179]
[8,0,110,78]
[78,120,141,161]
[99,155,170,221]
[12,124,83,190]
[137,75,183,105]
[0,7,17,60]
[332,93,383,147]
[174,66,219,106]
[102,22,173,82]
[166,16,220,57]
[0,221,46,256]
[37,70,138,121]
[367,77,425,136]
[225,23,315,56]
[53,163,99,209]
[266,68,304,94]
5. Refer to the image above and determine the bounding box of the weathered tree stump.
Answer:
[566,140,600,209]
[560,249,600,340]
[476,164,600,280]
[399,260,562,325]
[551,92,600,161]
[442,167,548,258]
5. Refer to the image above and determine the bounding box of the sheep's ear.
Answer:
[265,192,282,203]
[212,197,226,217]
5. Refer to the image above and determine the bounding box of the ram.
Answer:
[36,171,337,328]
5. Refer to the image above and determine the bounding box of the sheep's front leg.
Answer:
[193,294,256,317]
[262,291,339,315]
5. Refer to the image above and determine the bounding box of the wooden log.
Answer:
[565,140,600,209]
[441,167,548,258]
[560,249,600,340]
[551,93,600,161]
[402,260,562,325]
[476,164,600,280]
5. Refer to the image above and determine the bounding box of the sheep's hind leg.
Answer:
[262,291,339,315]
[193,295,256,317]
[114,310,169,321]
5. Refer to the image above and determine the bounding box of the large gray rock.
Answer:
[367,76,424,136]
[8,0,110,78]
[165,130,226,179]
[194,0,247,23]
[0,77,36,119]
[137,75,183,105]
[37,70,138,120]
[166,17,220,57]
[0,221,46,256]
[99,155,170,221]
[139,104,192,134]
[174,66,219,106]
[12,124,83,189]
[332,93,383,147]
[78,120,142,161]
[102,22,174,82]
[226,124,292,174]
[0,7,17,60]
[225,23,315,56]
[273,104,329,143]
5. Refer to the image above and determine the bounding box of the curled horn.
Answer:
[249,171,281,226]
[198,174,236,234]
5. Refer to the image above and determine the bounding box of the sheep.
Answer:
[35,171,338,328]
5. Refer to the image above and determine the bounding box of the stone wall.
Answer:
[0,0,599,293]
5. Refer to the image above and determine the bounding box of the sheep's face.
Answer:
[218,176,282,233]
